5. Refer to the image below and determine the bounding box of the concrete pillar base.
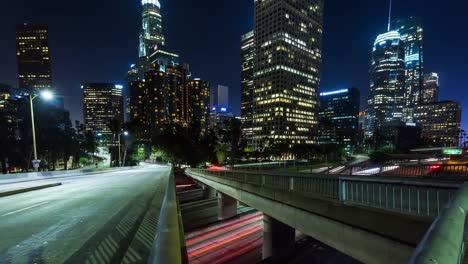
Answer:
[263,215,295,260]
[218,192,237,220]
[204,185,217,199]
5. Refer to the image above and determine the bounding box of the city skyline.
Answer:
[0,0,466,132]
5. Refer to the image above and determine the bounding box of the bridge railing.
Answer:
[346,164,468,179]
[189,169,460,218]
[340,177,458,217]
[409,183,468,264]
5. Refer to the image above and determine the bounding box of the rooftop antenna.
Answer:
[387,0,393,31]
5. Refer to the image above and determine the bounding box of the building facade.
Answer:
[16,24,52,91]
[187,79,210,136]
[241,31,255,148]
[318,88,360,153]
[367,31,406,137]
[252,0,323,148]
[82,83,124,135]
[210,85,229,108]
[0,84,12,113]
[414,101,462,147]
[391,17,424,120]
[139,0,165,57]
[421,73,439,104]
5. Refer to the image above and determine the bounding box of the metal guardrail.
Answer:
[190,169,460,218]
[409,183,468,264]
[344,164,468,179]
[149,169,187,264]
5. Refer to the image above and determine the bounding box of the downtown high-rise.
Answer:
[251,0,323,148]
[82,83,124,135]
[391,17,424,120]
[139,0,165,58]
[318,88,360,153]
[241,31,255,146]
[366,31,406,137]
[16,24,53,91]
[421,72,439,104]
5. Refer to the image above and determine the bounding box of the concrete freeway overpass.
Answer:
[186,168,461,264]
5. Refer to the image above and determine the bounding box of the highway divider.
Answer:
[0,182,62,197]
[0,166,142,184]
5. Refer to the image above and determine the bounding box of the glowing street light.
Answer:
[118,131,129,167]
[30,90,54,171]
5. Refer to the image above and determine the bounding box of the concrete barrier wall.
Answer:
[0,166,140,184]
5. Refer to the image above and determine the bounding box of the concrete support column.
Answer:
[217,192,237,220]
[263,215,295,260]
[205,186,217,199]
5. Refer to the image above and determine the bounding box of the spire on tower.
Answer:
[387,0,393,31]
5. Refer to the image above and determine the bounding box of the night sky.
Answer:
[0,0,466,131]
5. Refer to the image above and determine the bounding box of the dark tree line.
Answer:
[0,99,96,174]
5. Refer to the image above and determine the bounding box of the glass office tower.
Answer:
[367,31,406,137]
[391,17,424,120]
[241,31,255,147]
[252,0,324,148]
[139,0,165,57]
[82,83,124,135]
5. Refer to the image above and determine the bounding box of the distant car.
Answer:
[208,165,226,171]
[427,164,442,176]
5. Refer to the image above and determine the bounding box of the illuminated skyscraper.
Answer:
[82,83,124,135]
[241,30,255,146]
[391,17,424,120]
[366,31,406,137]
[414,101,461,147]
[252,0,323,147]
[421,73,439,104]
[139,0,165,57]
[187,79,210,136]
[16,24,52,91]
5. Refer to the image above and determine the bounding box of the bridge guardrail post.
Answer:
[338,178,346,203]
[289,177,294,192]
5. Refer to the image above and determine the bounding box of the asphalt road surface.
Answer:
[186,212,263,264]
[0,165,170,264]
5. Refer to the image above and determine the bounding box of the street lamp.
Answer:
[118,131,129,167]
[30,90,54,171]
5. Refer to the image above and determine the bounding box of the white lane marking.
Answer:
[1,201,49,217]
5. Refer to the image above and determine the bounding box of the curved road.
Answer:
[0,165,170,264]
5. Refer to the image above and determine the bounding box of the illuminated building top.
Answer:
[139,0,165,57]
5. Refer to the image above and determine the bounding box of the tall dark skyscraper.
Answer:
[82,83,124,135]
[318,88,360,153]
[252,0,323,148]
[366,31,406,137]
[139,0,165,58]
[421,72,439,104]
[210,85,229,108]
[16,24,52,91]
[241,30,255,147]
[391,17,424,120]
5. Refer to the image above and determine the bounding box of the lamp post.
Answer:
[118,131,129,167]
[29,90,54,171]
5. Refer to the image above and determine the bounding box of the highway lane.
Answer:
[186,212,263,264]
[0,165,170,264]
